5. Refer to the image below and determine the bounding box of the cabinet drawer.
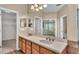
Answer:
[22,48,26,53]
[32,48,39,54]
[26,45,31,49]
[40,47,54,54]
[26,48,31,54]
[22,38,26,43]
[26,40,31,45]
[25,41,31,54]
[23,42,26,47]
[32,43,39,51]
[22,42,26,53]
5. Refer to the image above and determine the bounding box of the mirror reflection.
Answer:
[43,20,55,36]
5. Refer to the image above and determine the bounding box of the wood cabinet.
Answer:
[25,40,32,54]
[32,43,40,54]
[67,40,79,54]
[40,47,54,54]
[19,37,26,53]
[19,36,59,54]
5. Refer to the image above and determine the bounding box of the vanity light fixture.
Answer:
[31,4,47,11]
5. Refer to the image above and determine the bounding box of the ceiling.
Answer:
[42,4,64,13]
[2,10,16,16]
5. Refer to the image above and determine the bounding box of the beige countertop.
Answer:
[19,33,67,54]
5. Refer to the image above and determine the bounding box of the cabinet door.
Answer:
[22,42,26,53]
[32,48,39,54]
[26,40,31,46]
[25,40,32,54]
[26,45,31,54]
[26,48,31,54]
[21,38,26,53]
[32,43,40,54]
[40,47,54,54]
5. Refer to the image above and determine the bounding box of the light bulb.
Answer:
[39,6,43,10]
[31,5,34,9]
[34,4,38,7]
[43,4,47,8]
[35,8,39,11]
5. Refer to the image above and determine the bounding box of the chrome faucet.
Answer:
[46,37,50,40]
[46,37,54,42]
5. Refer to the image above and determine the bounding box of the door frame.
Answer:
[0,7,20,50]
[60,15,67,39]
[34,16,42,35]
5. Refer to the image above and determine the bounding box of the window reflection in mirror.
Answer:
[20,18,27,28]
[43,20,55,36]
[28,18,32,27]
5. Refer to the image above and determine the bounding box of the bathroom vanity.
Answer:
[19,33,67,54]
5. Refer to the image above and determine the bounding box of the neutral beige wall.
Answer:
[68,4,77,41]
[28,6,58,35]
[27,11,43,33]
[0,4,28,16]
[42,12,57,20]
[27,4,77,41]
[57,4,77,41]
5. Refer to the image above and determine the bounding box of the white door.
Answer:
[0,10,2,48]
[35,17,41,35]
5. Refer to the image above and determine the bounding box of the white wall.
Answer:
[2,11,16,40]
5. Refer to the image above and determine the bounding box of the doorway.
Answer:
[60,15,67,39]
[34,16,41,35]
[0,8,19,54]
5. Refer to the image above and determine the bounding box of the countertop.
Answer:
[19,33,67,54]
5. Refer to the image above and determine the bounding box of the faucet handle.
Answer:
[52,39,54,41]
[46,37,48,40]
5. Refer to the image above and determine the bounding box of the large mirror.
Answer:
[43,20,55,36]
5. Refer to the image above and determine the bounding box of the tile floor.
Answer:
[1,39,16,54]
[6,50,23,54]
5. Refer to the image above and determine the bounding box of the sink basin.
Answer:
[40,40,53,44]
